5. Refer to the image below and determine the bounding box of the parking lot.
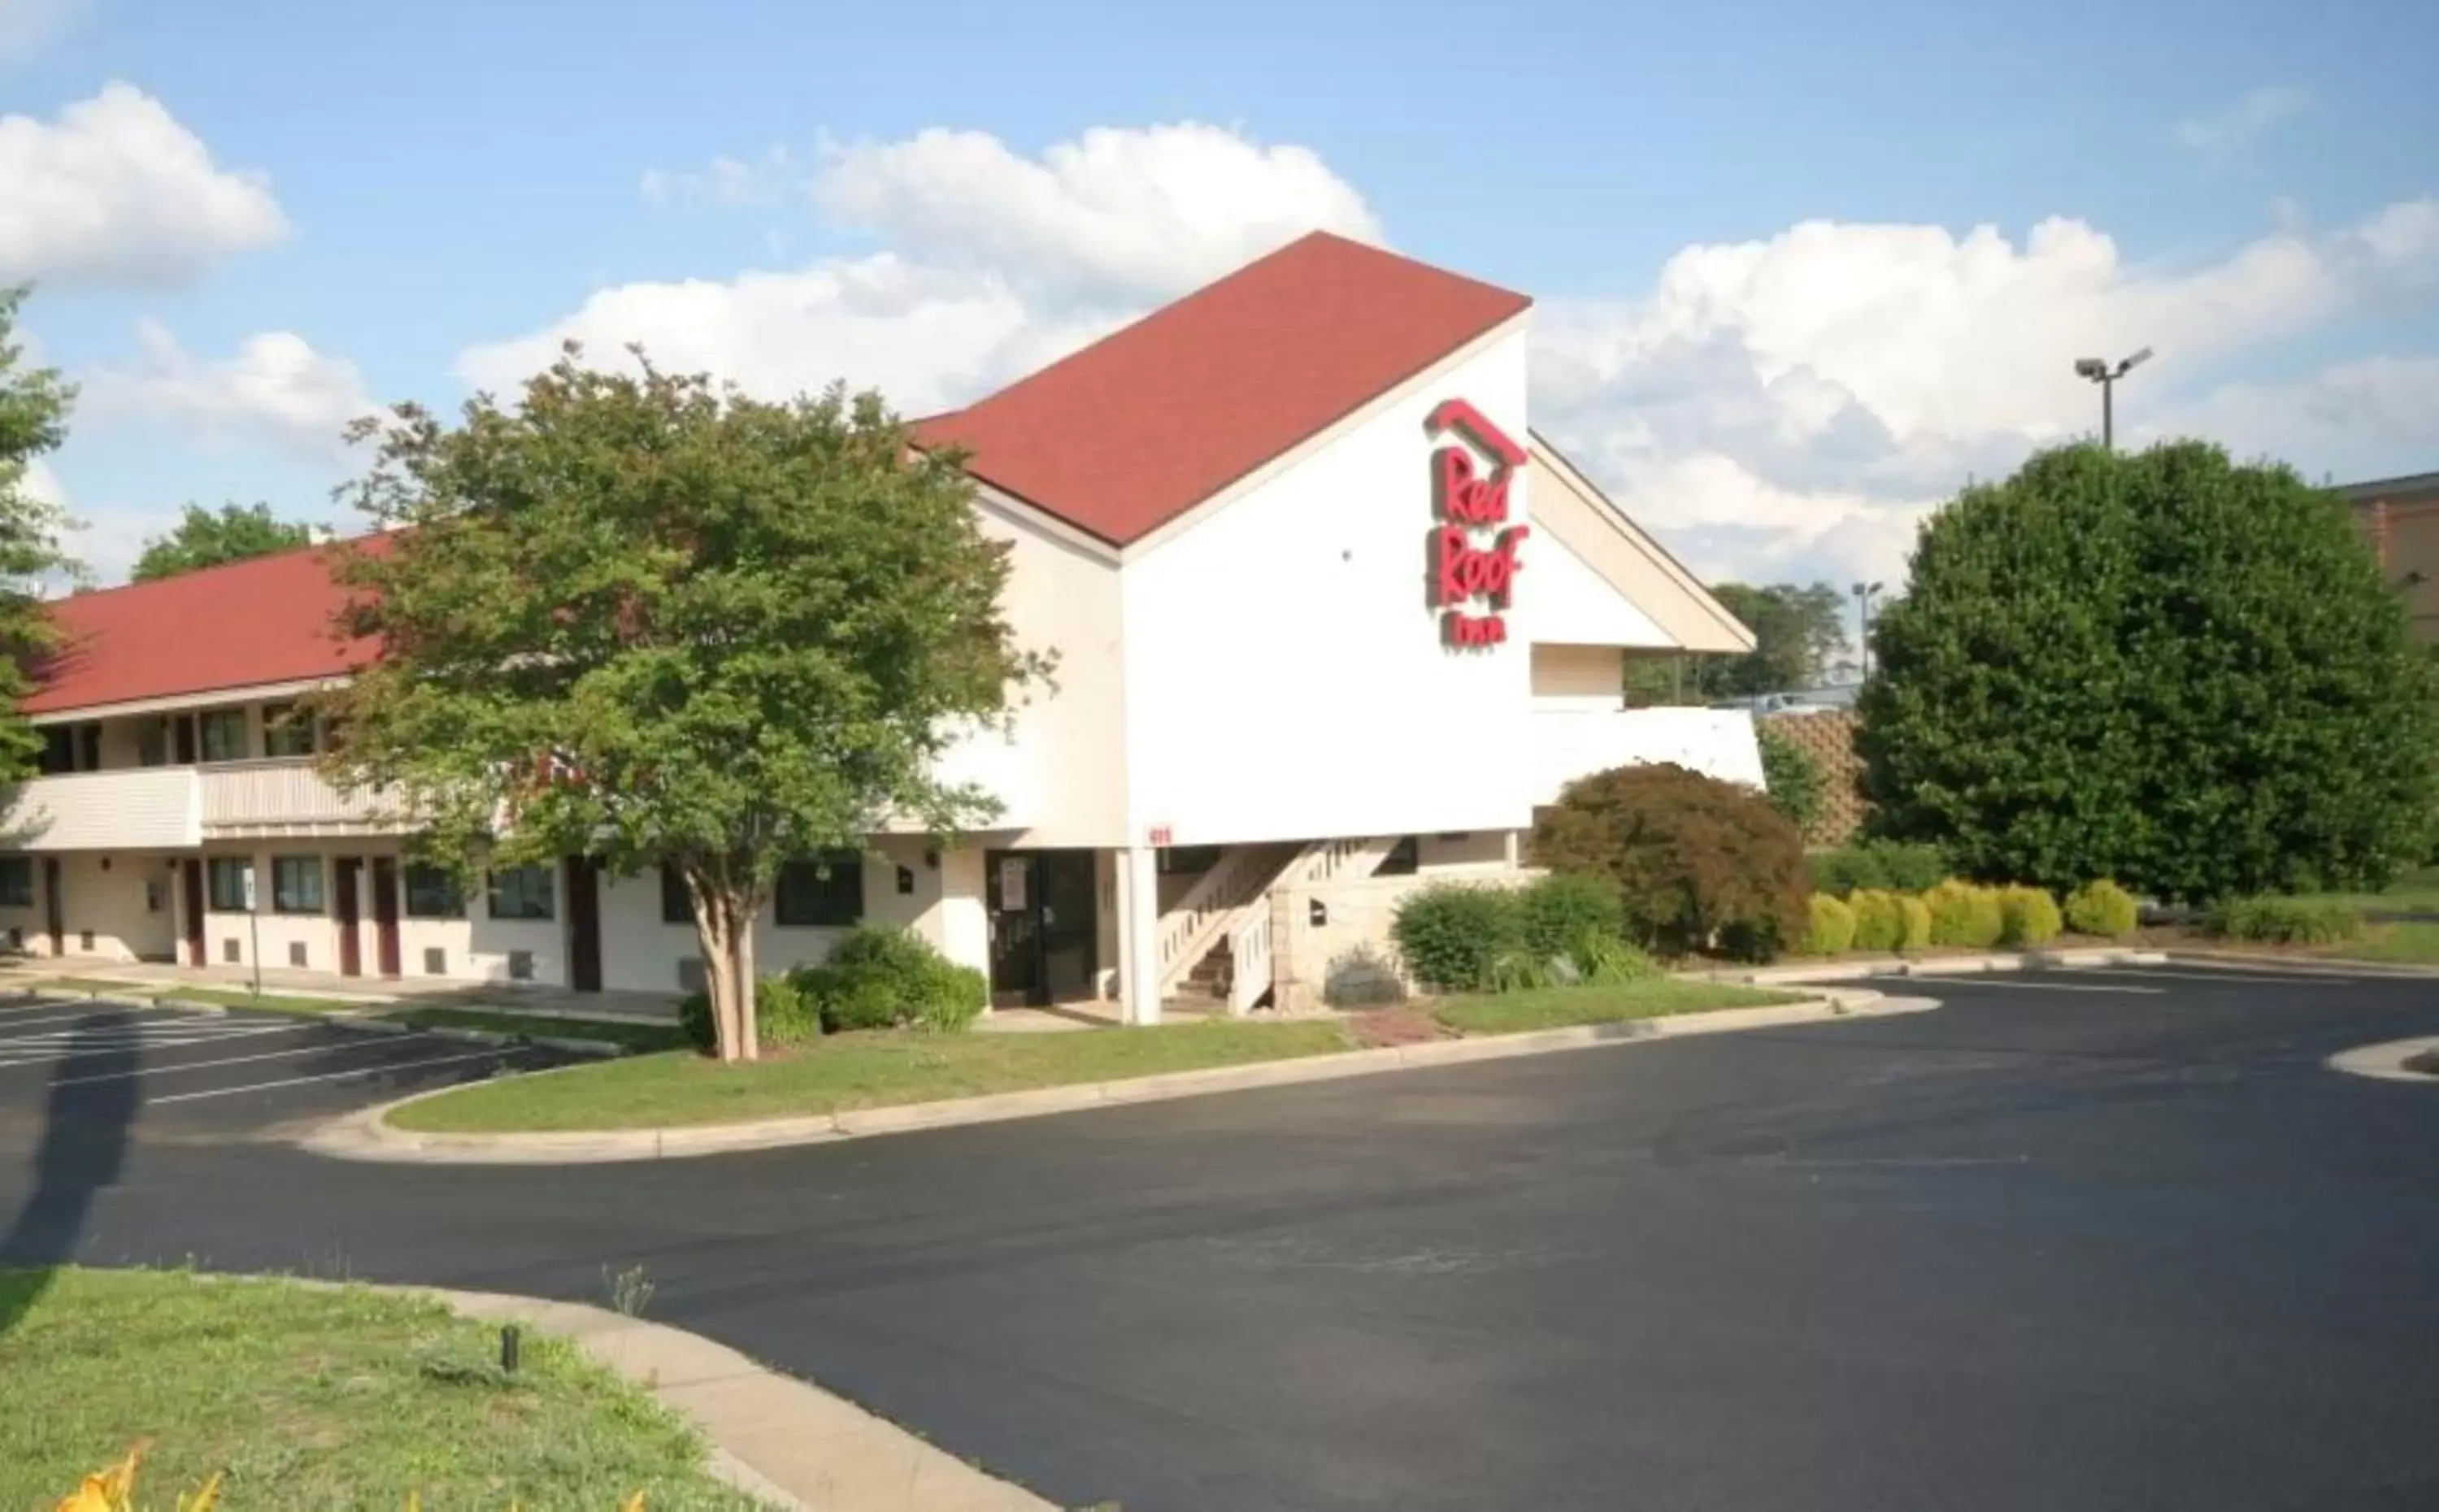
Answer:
[0,995,570,1137]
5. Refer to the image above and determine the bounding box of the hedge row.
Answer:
[1798,878,2137,958]
[678,925,986,1053]
[1389,873,1659,994]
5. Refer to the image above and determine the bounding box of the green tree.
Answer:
[315,348,1048,1061]
[0,287,81,776]
[1757,723,1824,838]
[1624,581,1850,705]
[131,502,316,581]
[1859,441,2439,902]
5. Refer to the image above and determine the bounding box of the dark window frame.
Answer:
[207,856,253,911]
[774,853,863,928]
[198,708,251,764]
[402,862,465,919]
[0,856,31,909]
[261,702,315,758]
[270,854,325,915]
[660,864,694,926]
[486,864,557,922]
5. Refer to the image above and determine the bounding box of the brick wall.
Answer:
[1761,710,1866,845]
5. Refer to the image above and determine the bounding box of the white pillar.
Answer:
[1504,829,1522,868]
[1115,845,1163,1027]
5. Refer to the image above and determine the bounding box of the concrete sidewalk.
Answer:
[415,1288,1054,1512]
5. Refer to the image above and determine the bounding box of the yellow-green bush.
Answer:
[2064,879,2141,939]
[1800,893,1857,955]
[1896,894,1933,951]
[1924,879,2005,948]
[1998,885,2064,947]
[1849,889,1904,952]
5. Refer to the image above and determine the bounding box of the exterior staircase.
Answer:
[1155,834,1408,1015]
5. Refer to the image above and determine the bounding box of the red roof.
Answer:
[914,232,1532,545]
[24,538,380,715]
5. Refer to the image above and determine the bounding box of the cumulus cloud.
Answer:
[0,0,82,63]
[84,321,377,459]
[1532,196,2439,586]
[471,121,1380,410]
[0,82,288,287]
[640,146,801,210]
[2138,354,2439,476]
[2175,84,2313,155]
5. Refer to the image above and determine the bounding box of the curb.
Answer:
[2163,949,2439,980]
[1689,946,2167,987]
[2328,1036,2439,1082]
[305,988,1932,1166]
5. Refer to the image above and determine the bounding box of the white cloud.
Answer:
[1531,196,2439,587]
[84,321,377,459]
[472,122,1380,411]
[0,82,288,287]
[0,0,81,63]
[641,146,801,210]
[2140,354,2439,476]
[2176,85,2313,155]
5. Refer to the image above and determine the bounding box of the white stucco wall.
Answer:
[7,854,180,961]
[1531,645,1625,702]
[1518,528,1674,650]
[1118,327,1536,846]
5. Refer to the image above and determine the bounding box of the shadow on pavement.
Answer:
[0,1008,140,1336]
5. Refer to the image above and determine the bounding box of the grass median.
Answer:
[0,1267,761,1510]
[380,1006,692,1054]
[387,979,1815,1136]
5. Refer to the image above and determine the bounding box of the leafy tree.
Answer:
[1757,723,1824,837]
[1859,441,2439,902]
[1623,581,1850,704]
[315,348,1047,1061]
[131,502,316,581]
[0,286,81,776]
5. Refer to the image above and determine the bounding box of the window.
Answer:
[207,857,253,911]
[37,726,74,775]
[135,720,167,767]
[402,863,465,919]
[262,703,315,758]
[1376,836,1420,877]
[487,864,556,921]
[0,857,31,908]
[775,853,863,928]
[660,864,693,925]
[199,709,250,763]
[271,854,325,915]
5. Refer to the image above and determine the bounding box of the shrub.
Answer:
[1849,889,1904,953]
[1800,893,1857,956]
[1568,930,1659,985]
[678,975,815,1052]
[1997,885,2064,947]
[798,926,986,1034]
[1896,895,1933,951]
[2206,897,2366,945]
[1858,441,2439,902]
[1531,763,1808,961]
[1759,725,1824,837]
[1323,942,1406,1007]
[2063,879,2140,939]
[1924,879,2005,949]
[1391,882,1524,992]
[1809,840,1949,896]
[1517,871,1626,962]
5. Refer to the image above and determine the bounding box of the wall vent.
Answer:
[7,927,21,951]
[78,930,93,954]
[676,957,706,994]
[223,938,241,964]
[507,949,535,982]
[288,941,308,968]
[423,946,446,976]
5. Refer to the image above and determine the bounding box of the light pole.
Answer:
[1851,580,1884,682]
[2073,347,2152,450]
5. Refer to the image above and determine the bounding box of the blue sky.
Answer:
[5,0,2435,584]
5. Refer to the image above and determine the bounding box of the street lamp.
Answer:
[1851,580,1884,681]
[2073,346,2152,451]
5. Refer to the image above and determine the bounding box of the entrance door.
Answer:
[564,856,602,992]
[180,858,206,966]
[334,858,363,977]
[370,857,402,977]
[41,858,63,957]
[985,849,1099,1006]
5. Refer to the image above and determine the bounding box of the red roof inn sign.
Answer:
[1425,399,1529,647]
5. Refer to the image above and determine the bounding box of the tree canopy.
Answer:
[315,348,1047,1060]
[1858,441,2439,902]
[1625,580,1851,705]
[0,287,81,777]
[132,502,316,581]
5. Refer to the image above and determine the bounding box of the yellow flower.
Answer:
[56,1441,146,1512]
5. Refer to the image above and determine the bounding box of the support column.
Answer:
[1115,845,1163,1027]
[1503,830,1521,868]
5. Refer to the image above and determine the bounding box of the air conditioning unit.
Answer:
[507,949,535,982]
[676,957,706,993]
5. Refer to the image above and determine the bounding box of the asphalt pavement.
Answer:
[5,963,2439,1510]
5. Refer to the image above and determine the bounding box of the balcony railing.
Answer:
[199,758,406,836]
[0,767,201,851]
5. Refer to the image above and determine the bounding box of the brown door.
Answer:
[180,858,206,966]
[565,856,602,992]
[371,857,402,977]
[41,857,63,957]
[334,858,363,977]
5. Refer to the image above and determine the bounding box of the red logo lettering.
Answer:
[1423,398,1528,651]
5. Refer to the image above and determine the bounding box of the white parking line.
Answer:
[0,998,133,1019]
[1915,976,2165,994]
[50,1035,445,1088]
[0,1022,311,1069]
[146,1048,515,1105]
[0,1010,155,1040]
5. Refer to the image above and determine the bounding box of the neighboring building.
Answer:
[2342,469,2439,643]
[0,232,1758,1019]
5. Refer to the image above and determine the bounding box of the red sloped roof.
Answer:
[914,232,1532,545]
[24,537,382,715]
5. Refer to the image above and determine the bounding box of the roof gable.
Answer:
[915,232,1532,546]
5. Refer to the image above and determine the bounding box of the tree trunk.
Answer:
[682,866,759,1062]
[737,910,760,1062]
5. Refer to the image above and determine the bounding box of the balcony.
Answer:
[1533,704,1766,802]
[0,767,201,851]
[200,758,406,837]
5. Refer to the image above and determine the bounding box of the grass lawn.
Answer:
[2285,865,2439,915]
[2316,922,2439,965]
[389,1019,1358,1133]
[0,1267,761,1511]
[157,986,365,1015]
[382,1006,691,1054]
[1430,978,1807,1036]
[16,976,157,998]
